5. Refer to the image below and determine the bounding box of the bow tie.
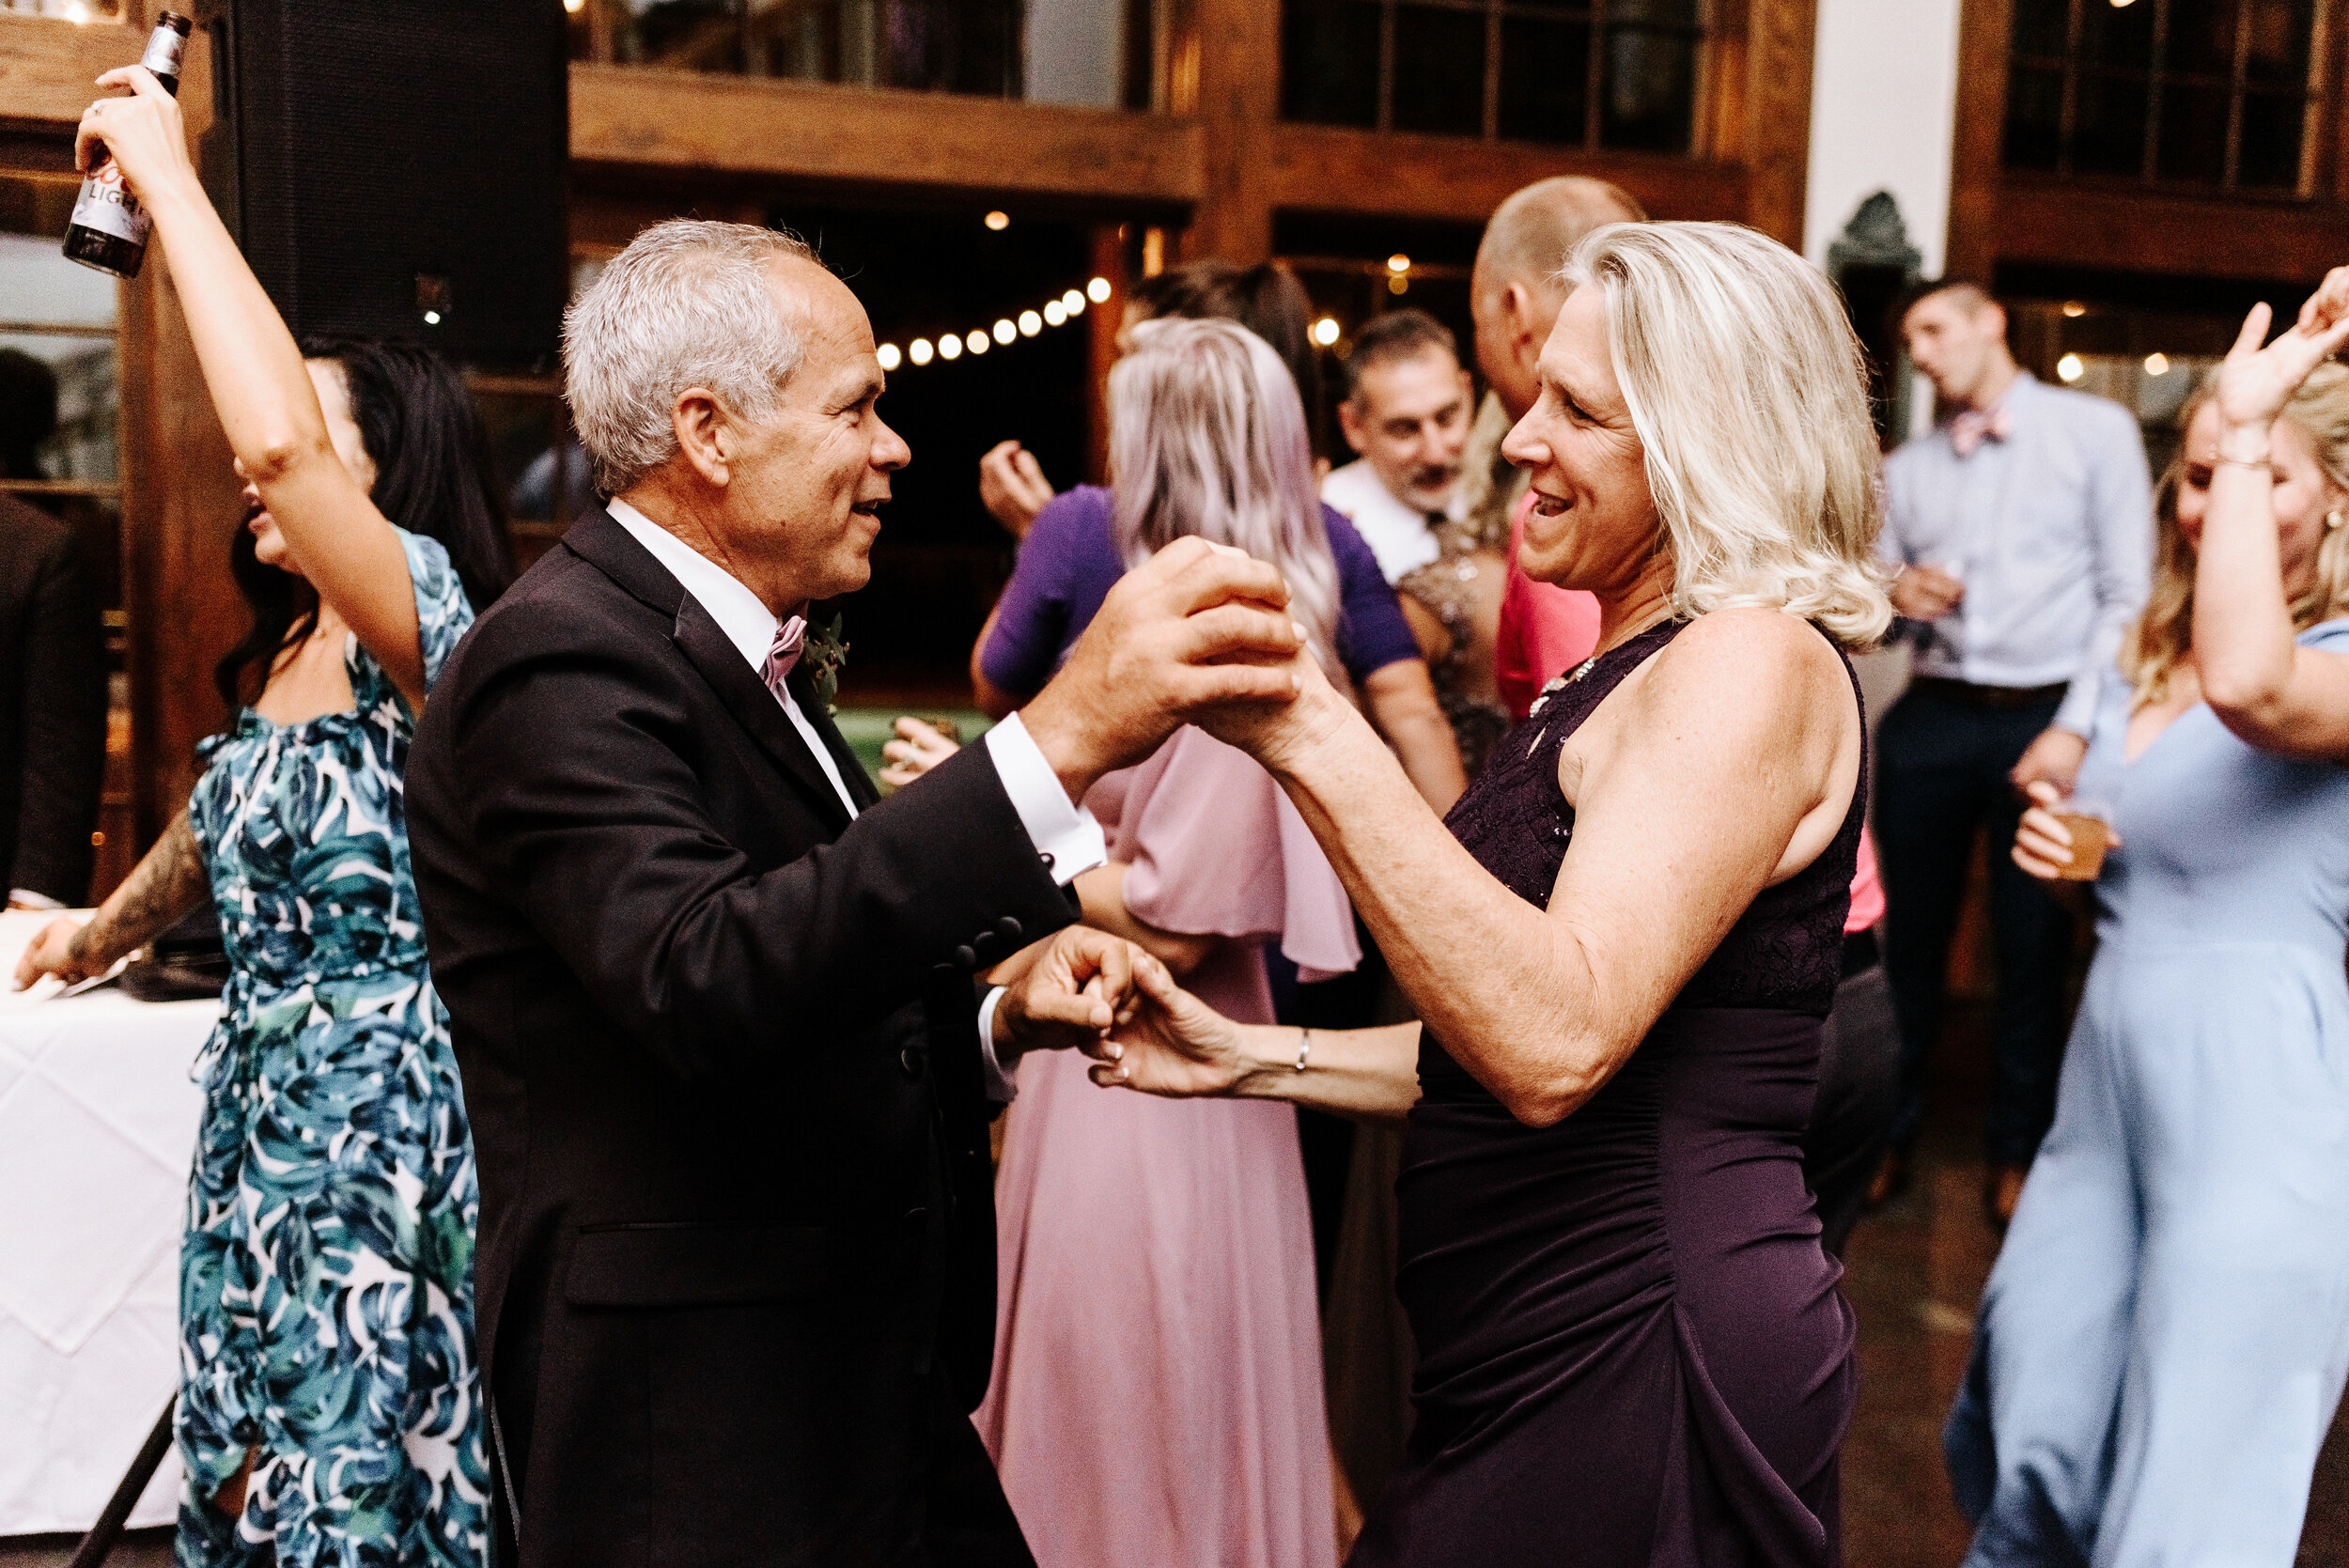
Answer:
[1949,405,2014,458]
[759,609,809,703]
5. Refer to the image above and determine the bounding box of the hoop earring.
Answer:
[2329,509,2347,532]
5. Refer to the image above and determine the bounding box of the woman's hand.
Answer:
[879,718,959,789]
[978,441,1054,540]
[2214,267,2349,439]
[2009,725,2089,800]
[12,916,100,990]
[1190,638,1354,777]
[1087,955,1255,1097]
[76,66,199,208]
[2011,779,2118,882]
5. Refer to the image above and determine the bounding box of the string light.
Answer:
[2061,301,2087,318]
[2144,352,2170,375]
[880,274,1122,373]
[984,210,1010,231]
[2057,352,2085,382]
[1387,254,1410,273]
[1312,317,1341,347]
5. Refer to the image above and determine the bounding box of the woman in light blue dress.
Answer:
[16,67,509,1565]
[1947,269,2349,1566]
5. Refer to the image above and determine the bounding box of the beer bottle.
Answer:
[63,12,194,281]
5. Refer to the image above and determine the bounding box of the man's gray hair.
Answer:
[563,219,816,496]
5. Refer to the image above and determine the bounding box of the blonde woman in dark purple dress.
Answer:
[1091,223,1890,1567]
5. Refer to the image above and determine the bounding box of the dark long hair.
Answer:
[213,339,515,709]
[1130,260,1327,458]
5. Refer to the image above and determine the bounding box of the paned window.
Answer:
[1282,0,1711,154]
[2005,0,2337,194]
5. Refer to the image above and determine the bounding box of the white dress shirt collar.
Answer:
[605,497,781,667]
[604,498,860,818]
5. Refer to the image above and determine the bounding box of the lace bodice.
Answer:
[1441,617,1864,1016]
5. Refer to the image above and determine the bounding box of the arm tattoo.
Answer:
[67,810,208,970]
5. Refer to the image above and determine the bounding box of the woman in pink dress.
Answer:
[972,318,1358,1568]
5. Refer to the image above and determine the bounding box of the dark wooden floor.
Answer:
[7,1001,2342,1568]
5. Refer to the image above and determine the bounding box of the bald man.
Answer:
[1469,176,1641,714]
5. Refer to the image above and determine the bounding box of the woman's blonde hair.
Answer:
[2121,362,2349,708]
[1563,222,1892,648]
[1108,317,1344,681]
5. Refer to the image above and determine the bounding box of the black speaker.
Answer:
[212,0,568,369]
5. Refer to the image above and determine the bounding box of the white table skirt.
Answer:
[0,908,215,1535]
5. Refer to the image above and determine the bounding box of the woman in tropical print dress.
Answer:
[16,65,511,1567]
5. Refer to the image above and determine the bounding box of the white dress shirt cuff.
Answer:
[8,890,63,910]
[982,713,1107,887]
[976,986,1016,1104]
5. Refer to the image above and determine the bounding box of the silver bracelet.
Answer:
[1294,1028,1312,1073]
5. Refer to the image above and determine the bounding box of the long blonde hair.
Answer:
[1108,317,1344,680]
[2121,363,2349,708]
[1563,222,1892,648]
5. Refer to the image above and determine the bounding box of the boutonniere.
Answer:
[803,613,849,713]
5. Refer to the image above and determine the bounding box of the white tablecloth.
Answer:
[0,908,215,1534]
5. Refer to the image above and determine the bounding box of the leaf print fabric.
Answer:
[178,529,488,1567]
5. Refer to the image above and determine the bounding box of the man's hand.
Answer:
[978,441,1054,540]
[2009,724,2089,800]
[1890,564,1965,621]
[1085,954,1252,1099]
[12,915,97,990]
[1019,537,1304,804]
[992,925,1145,1062]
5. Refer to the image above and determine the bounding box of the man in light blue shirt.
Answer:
[1875,279,2153,1224]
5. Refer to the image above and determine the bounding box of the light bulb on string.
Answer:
[877,343,901,371]
[966,329,989,355]
[1018,310,1041,336]
[984,210,1010,231]
[1087,277,1112,303]
[939,334,962,362]
[993,318,1016,345]
[909,338,933,365]
[1044,301,1067,327]
[1065,289,1086,315]
[2057,352,2085,382]
[1312,317,1341,347]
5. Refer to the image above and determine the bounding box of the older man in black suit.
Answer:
[405,220,1305,1567]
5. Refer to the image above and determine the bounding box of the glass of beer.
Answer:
[2050,800,2114,881]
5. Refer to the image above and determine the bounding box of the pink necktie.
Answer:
[1950,404,2014,458]
[759,612,807,703]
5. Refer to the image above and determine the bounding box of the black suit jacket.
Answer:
[406,508,1077,1565]
[0,492,104,906]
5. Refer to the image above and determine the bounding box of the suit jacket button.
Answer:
[996,916,1023,942]
[954,944,978,970]
[900,1045,926,1079]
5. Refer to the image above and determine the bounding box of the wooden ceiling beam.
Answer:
[0,13,148,130]
[569,64,1206,210]
[1259,124,1752,227]
[1995,179,2349,286]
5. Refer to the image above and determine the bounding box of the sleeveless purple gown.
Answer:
[1349,619,1862,1568]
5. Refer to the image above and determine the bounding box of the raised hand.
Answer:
[76,66,198,209]
[1086,955,1252,1098]
[993,925,1147,1059]
[2215,265,2349,437]
[978,441,1054,540]
[1019,536,1303,803]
